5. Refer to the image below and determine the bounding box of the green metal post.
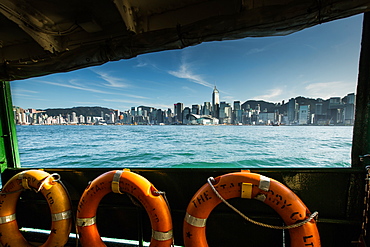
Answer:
[352,12,370,168]
[0,81,20,172]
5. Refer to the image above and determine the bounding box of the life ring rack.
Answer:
[183,170,321,247]
[0,169,72,247]
[76,169,173,247]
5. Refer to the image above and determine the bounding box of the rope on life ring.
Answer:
[0,169,72,247]
[76,169,173,247]
[183,170,321,247]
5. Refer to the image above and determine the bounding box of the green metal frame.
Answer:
[0,81,20,172]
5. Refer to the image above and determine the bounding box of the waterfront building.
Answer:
[259,112,276,125]
[106,112,115,124]
[233,101,241,111]
[299,105,310,125]
[219,102,231,124]
[212,86,220,118]
[113,110,120,119]
[183,107,191,124]
[79,115,85,124]
[71,112,78,124]
[187,114,219,125]
[203,102,211,115]
[174,102,184,123]
[233,101,242,124]
[255,104,261,115]
[192,104,200,115]
[121,112,129,124]
[131,107,136,116]
[287,98,298,124]
[314,99,328,125]
[234,110,243,124]
[166,108,173,124]
[137,107,144,117]
[328,97,343,124]
[343,93,355,125]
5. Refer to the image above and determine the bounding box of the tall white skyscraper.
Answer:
[212,86,220,118]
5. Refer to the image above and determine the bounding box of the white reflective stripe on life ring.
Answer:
[152,229,173,241]
[112,170,124,194]
[184,212,207,227]
[52,210,72,222]
[0,214,16,224]
[259,175,270,192]
[76,216,96,227]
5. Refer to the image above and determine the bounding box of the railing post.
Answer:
[0,81,20,172]
[352,12,370,168]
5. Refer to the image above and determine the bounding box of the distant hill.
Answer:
[241,100,278,112]
[38,106,114,117]
[241,96,331,115]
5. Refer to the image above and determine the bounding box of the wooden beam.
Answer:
[113,0,138,33]
[0,0,63,53]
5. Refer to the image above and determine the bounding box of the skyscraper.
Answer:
[233,101,242,124]
[174,102,184,123]
[183,107,191,124]
[287,98,297,124]
[299,105,310,125]
[203,102,211,115]
[191,104,200,114]
[212,86,220,118]
[219,102,231,124]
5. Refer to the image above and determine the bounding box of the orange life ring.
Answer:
[76,169,173,247]
[0,169,72,247]
[183,171,321,247]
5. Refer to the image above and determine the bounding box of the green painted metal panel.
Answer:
[0,81,20,171]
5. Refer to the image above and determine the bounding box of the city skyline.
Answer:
[15,90,354,114]
[14,89,355,126]
[9,14,362,112]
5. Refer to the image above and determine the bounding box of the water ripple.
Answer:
[16,125,353,168]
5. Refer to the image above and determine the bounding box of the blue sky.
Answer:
[11,14,363,111]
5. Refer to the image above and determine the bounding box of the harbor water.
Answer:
[16,125,353,168]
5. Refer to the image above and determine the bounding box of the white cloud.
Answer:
[39,80,147,100]
[103,99,145,105]
[181,86,198,93]
[40,80,111,94]
[150,103,173,109]
[168,61,213,88]
[13,89,38,94]
[121,94,149,99]
[73,101,101,105]
[246,48,265,55]
[103,99,171,110]
[92,70,129,88]
[304,81,355,99]
[135,62,148,68]
[11,94,47,100]
[253,88,283,101]
[222,95,235,102]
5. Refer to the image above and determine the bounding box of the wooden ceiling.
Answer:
[1,0,369,81]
